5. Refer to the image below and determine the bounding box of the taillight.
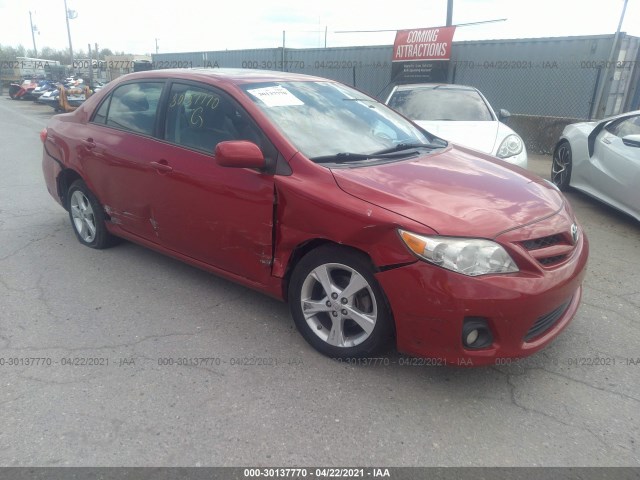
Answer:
[39,128,48,143]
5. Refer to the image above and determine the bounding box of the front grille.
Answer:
[519,230,576,268]
[522,234,562,250]
[538,255,567,266]
[524,298,572,342]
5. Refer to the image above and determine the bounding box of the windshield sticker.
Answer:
[247,86,304,107]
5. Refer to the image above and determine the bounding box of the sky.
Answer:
[0,0,638,56]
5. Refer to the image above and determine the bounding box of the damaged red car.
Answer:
[41,69,588,366]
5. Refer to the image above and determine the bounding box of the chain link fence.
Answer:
[452,62,602,118]
[449,62,606,154]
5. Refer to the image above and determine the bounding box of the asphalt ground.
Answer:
[0,96,639,467]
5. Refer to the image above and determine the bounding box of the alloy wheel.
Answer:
[70,190,97,243]
[300,263,377,348]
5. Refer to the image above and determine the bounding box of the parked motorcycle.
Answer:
[8,78,39,100]
[36,88,61,111]
[30,80,58,101]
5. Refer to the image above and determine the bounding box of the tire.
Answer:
[288,245,394,359]
[9,85,20,100]
[551,140,572,191]
[67,180,117,249]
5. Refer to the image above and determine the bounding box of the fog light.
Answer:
[465,329,479,346]
[462,318,494,349]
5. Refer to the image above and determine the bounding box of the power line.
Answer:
[334,18,507,34]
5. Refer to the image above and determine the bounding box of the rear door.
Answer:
[81,80,167,241]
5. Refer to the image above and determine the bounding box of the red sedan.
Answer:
[41,69,588,366]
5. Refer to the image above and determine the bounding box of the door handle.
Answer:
[82,138,96,149]
[150,160,173,173]
[602,137,612,144]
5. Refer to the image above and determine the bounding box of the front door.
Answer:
[149,81,277,284]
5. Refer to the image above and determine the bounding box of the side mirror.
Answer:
[622,134,640,148]
[498,109,511,121]
[215,141,265,169]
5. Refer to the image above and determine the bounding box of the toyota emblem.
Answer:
[571,224,579,244]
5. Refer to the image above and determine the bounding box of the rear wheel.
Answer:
[288,245,393,359]
[551,140,572,191]
[67,180,117,249]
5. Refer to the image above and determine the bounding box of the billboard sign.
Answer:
[391,26,456,84]
[392,27,456,62]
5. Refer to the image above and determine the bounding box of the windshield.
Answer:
[241,81,434,160]
[388,87,494,122]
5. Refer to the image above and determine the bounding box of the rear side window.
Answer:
[93,98,110,124]
[93,82,164,136]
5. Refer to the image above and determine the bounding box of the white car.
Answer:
[552,110,640,221]
[385,83,527,168]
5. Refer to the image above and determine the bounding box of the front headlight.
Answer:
[496,134,523,158]
[398,230,519,276]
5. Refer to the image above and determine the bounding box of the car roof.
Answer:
[115,68,332,86]
[393,83,479,92]
[601,109,640,123]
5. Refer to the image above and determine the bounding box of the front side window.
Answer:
[164,83,269,155]
[388,87,494,122]
[607,116,640,138]
[101,82,164,135]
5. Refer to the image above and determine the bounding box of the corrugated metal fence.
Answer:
[151,34,640,120]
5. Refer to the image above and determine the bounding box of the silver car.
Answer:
[552,110,640,221]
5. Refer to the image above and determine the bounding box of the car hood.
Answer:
[330,145,564,238]
[414,120,500,154]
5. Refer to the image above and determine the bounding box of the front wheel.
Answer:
[67,180,117,249]
[551,140,572,191]
[288,245,394,359]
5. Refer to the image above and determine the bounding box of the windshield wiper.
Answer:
[311,152,373,164]
[342,98,378,102]
[311,148,420,164]
[371,143,435,155]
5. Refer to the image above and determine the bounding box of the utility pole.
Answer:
[446,0,453,26]
[595,0,628,118]
[155,38,159,54]
[29,11,38,57]
[88,43,93,85]
[63,0,74,69]
[95,43,100,82]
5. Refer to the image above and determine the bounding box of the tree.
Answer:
[99,48,114,58]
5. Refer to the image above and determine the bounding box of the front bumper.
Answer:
[376,220,589,367]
